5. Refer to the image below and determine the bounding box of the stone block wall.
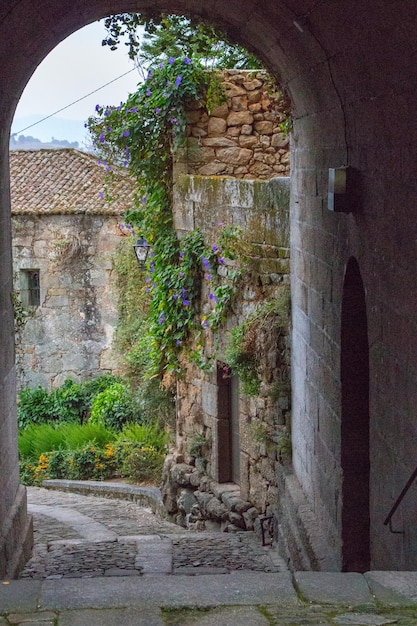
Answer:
[12,213,123,390]
[162,175,292,537]
[179,70,289,179]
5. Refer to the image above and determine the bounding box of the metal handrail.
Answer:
[383,464,417,534]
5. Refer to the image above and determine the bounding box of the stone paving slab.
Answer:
[163,605,271,625]
[2,577,417,625]
[365,572,417,607]
[0,581,41,613]
[294,572,375,607]
[58,607,165,626]
[38,572,299,611]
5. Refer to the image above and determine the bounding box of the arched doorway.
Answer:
[340,257,370,572]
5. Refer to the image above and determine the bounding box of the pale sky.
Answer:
[12,21,143,143]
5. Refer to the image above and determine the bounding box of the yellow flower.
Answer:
[104,444,115,458]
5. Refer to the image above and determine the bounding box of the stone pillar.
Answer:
[0,142,33,578]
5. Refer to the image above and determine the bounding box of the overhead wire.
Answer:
[11,67,139,136]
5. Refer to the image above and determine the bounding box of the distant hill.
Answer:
[11,114,92,151]
[10,134,82,151]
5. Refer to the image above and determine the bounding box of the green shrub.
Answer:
[117,422,169,452]
[19,442,118,486]
[18,422,115,459]
[60,422,115,451]
[18,423,66,459]
[18,416,168,486]
[116,443,165,484]
[17,386,55,429]
[49,375,120,424]
[17,374,121,429]
[89,382,139,430]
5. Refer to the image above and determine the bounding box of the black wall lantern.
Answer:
[133,236,149,267]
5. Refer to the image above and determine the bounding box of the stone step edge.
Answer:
[41,480,168,519]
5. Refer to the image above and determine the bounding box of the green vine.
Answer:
[88,58,243,379]
[225,286,290,395]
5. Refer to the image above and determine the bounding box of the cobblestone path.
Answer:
[21,487,285,579]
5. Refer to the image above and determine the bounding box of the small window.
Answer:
[20,270,40,307]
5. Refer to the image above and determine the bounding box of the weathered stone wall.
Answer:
[180,70,289,179]
[162,175,291,537]
[12,213,123,390]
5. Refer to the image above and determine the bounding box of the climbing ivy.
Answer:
[88,57,243,378]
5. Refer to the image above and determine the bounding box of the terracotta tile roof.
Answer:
[10,148,136,215]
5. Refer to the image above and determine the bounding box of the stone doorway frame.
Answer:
[340,257,371,572]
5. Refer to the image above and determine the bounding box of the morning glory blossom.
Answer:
[175,76,182,87]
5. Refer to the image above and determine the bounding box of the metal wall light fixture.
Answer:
[328,166,358,213]
[133,236,149,267]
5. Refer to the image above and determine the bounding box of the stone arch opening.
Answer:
[340,257,370,573]
[0,0,357,577]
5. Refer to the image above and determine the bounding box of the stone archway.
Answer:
[1,1,417,575]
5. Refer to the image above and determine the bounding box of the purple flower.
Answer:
[147,70,153,79]
[202,257,210,269]
[179,271,184,277]
[212,244,218,252]
[156,107,161,114]
[176,339,182,345]
[202,319,209,328]
[131,107,137,113]
[159,63,164,69]
[169,117,177,124]
[205,274,212,281]
[217,221,223,226]
[123,129,130,137]
[175,76,182,87]
[173,294,178,300]
[146,89,152,96]
[99,192,104,199]
[158,314,165,324]
[183,57,191,64]
[95,104,100,112]
[169,57,175,64]
[146,276,151,283]
[182,300,190,306]
[218,257,225,264]
[99,133,105,143]
[104,109,111,117]
[150,262,155,273]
